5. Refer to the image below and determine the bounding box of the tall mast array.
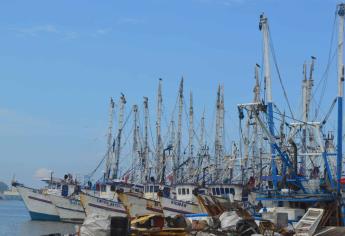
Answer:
[113,94,126,179]
[105,98,115,179]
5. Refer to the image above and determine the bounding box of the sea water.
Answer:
[0,200,76,236]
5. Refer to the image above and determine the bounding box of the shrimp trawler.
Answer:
[234,4,345,227]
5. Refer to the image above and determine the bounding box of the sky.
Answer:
[0,0,342,187]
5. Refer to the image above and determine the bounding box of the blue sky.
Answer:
[0,0,341,186]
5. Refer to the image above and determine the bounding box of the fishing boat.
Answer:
[0,187,22,200]
[207,184,243,203]
[49,194,85,223]
[115,183,168,218]
[158,184,206,217]
[80,192,127,218]
[13,182,60,221]
[117,191,163,218]
[79,180,142,217]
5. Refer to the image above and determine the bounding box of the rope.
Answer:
[313,9,337,120]
[268,27,295,120]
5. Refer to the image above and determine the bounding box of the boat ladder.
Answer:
[294,208,324,236]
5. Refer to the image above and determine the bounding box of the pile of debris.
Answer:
[74,207,328,236]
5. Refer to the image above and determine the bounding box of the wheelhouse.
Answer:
[174,184,198,202]
[208,184,242,201]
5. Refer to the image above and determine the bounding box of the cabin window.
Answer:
[220,188,225,194]
[216,188,220,195]
[186,188,190,194]
[150,186,154,193]
[110,185,116,192]
[225,188,230,194]
[101,185,106,192]
[199,189,206,194]
[230,188,235,195]
[182,188,186,195]
[154,186,159,192]
[212,188,216,195]
[178,188,181,194]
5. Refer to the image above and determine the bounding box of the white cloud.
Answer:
[0,107,68,137]
[96,27,113,35]
[10,24,78,40]
[92,18,143,37]
[194,0,249,6]
[34,168,52,179]
[116,17,143,25]
[63,31,79,40]
[10,24,59,36]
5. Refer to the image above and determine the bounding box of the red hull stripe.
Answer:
[28,196,53,204]
[146,206,163,214]
[88,203,127,214]
[162,207,195,215]
[55,205,85,213]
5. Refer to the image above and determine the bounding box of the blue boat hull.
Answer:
[29,211,60,221]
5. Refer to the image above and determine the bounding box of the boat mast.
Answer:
[188,91,194,181]
[113,94,126,179]
[301,57,315,175]
[196,109,207,182]
[175,78,184,184]
[131,104,139,183]
[259,14,277,189]
[337,3,345,198]
[214,85,224,182]
[301,62,308,175]
[252,64,260,178]
[156,79,163,183]
[220,85,225,175]
[200,109,206,151]
[105,97,115,179]
[143,97,149,183]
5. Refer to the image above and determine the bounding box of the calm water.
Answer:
[0,200,76,236]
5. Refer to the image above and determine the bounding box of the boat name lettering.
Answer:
[69,199,80,205]
[97,199,121,207]
[170,200,186,208]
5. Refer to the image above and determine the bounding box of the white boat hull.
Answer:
[49,194,85,223]
[16,185,60,221]
[117,192,163,218]
[80,193,127,218]
[159,196,205,217]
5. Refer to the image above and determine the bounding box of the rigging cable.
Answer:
[313,9,337,120]
[268,27,295,120]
